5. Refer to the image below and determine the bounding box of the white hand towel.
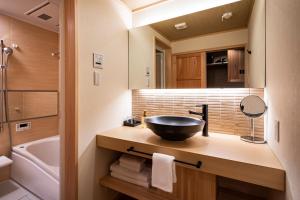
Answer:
[110,161,151,182]
[151,153,177,193]
[111,172,149,188]
[119,154,146,172]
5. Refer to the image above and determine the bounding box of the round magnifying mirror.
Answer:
[240,95,267,144]
[240,95,267,118]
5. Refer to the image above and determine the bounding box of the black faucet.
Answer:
[189,104,208,137]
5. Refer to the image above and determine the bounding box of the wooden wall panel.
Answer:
[11,116,58,146]
[132,88,264,137]
[0,123,11,181]
[0,14,59,90]
[0,14,59,181]
[173,166,216,200]
[0,15,11,48]
[0,124,10,156]
[8,92,58,121]
[100,165,216,200]
[63,0,78,199]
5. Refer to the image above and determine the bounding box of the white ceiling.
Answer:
[121,0,167,11]
[0,0,59,32]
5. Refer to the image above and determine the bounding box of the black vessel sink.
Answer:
[145,116,205,141]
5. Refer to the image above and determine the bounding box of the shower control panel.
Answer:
[93,53,104,69]
[16,122,31,132]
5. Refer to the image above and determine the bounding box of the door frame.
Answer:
[62,0,77,199]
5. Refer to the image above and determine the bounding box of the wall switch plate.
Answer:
[16,122,31,132]
[93,71,100,86]
[93,53,103,69]
[274,120,280,142]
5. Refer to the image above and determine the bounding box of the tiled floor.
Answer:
[0,180,39,200]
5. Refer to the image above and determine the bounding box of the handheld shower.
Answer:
[0,40,13,133]
[1,40,13,68]
[3,47,13,56]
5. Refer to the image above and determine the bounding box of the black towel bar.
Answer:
[126,146,202,169]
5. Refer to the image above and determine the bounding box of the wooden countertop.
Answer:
[96,126,285,191]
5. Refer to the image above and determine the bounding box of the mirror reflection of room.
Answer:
[129,0,265,89]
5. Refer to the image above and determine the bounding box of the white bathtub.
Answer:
[11,136,60,200]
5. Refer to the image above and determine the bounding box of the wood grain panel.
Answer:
[0,13,59,182]
[0,124,10,156]
[174,166,216,200]
[0,166,10,182]
[201,52,207,88]
[177,80,202,88]
[176,53,202,80]
[0,15,11,48]
[100,166,216,200]
[8,92,58,121]
[63,0,78,199]
[97,129,285,191]
[11,116,58,146]
[0,124,11,181]
[5,15,59,90]
[228,49,245,82]
[132,88,264,137]
[165,49,174,88]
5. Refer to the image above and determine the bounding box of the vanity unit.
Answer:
[97,126,285,200]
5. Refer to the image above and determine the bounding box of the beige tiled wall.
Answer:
[132,88,264,137]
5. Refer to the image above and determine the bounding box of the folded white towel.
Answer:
[111,171,149,188]
[119,154,146,172]
[151,153,177,193]
[110,161,151,182]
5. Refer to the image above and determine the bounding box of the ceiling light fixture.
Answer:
[174,22,188,30]
[222,12,233,21]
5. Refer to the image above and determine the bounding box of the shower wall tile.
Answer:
[11,116,58,146]
[132,88,264,137]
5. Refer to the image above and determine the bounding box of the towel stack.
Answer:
[110,154,151,188]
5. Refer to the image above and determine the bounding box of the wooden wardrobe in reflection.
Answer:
[171,47,245,88]
[171,52,206,88]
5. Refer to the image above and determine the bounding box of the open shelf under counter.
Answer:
[100,163,217,200]
[100,175,174,200]
[96,126,285,191]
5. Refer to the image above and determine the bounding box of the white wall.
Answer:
[77,0,132,199]
[129,26,170,89]
[266,0,300,199]
[248,0,265,88]
[171,29,248,54]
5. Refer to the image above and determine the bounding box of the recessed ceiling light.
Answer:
[174,22,188,30]
[222,12,233,21]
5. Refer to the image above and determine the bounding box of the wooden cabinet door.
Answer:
[175,53,202,88]
[227,49,245,82]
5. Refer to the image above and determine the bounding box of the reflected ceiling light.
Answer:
[222,12,233,22]
[174,22,188,30]
[133,0,241,27]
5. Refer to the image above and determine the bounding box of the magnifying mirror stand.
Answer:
[241,118,266,144]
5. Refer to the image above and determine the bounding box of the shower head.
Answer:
[3,47,13,56]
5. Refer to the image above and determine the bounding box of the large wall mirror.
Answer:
[129,0,265,89]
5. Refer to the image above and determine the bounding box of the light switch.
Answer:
[93,53,103,69]
[94,71,100,86]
